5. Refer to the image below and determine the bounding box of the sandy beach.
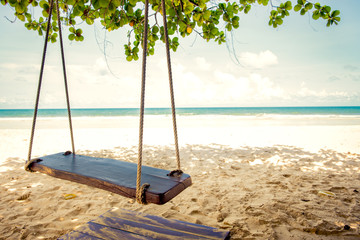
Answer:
[0,115,360,239]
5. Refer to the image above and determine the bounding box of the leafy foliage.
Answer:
[1,0,341,61]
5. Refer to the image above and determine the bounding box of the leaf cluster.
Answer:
[1,0,341,60]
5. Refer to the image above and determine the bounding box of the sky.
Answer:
[0,0,360,109]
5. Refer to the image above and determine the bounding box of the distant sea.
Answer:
[0,107,360,118]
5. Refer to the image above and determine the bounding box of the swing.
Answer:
[25,0,191,205]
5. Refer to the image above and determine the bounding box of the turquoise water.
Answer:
[0,107,360,118]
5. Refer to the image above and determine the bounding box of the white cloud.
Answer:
[348,74,360,82]
[249,74,286,100]
[0,63,18,69]
[0,63,39,83]
[212,71,286,104]
[298,87,349,98]
[344,64,358,71]
[162,64,287,106]
[239,50,278,69]
[94,57,110,76]
[195,57,211,71]
[1,56,359,108]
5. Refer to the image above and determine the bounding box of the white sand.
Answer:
[0,115,360,239]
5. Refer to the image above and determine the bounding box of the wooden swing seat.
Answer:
[59,208,230,239]
[28,152,192,204]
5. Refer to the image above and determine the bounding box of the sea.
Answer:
[0,106,360,118]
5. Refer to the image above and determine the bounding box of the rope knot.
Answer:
[24,159,42,172]
[167,169,183,177]
[63,151,72,156]
[136,183,150,205]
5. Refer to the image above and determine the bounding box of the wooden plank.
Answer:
[68,222,152,240]
[59,209,230,240]
[94,209,230,240]
[29,152,191,204]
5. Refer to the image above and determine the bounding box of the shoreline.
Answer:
[1,113,360,128]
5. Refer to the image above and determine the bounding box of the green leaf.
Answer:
[129,0,137,6]
[68,34,75,40]
[99,0,109,8]
[312,11,320,20]
[203,10,211,21]
[304,3,313,11]
[244,5,251,14]
[332,10,340,17]
[275,17,283,25]
[169,8,176,17]
[232,16,239,22]
[324,6,331,13]
[149,47,154,55]
[112,0,121,6]
[39,1,48,8]
[232,20,239,29]
[17,14,25,21]
[86,17,94,25]
[66,0,76,5]
[294,4,301,12]
[152,26,159,34]
[284,1,292,10]
[42,9,49,17]
[226,23,232,31]
[210,27,218,35]
[15,4,26,14]
[184,4,194,14]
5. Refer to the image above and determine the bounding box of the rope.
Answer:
[136,0,183,204]
[137,183,150,205]
[136,0,150,204]
[26,0,55,164]
[26,0,75,167]
[24,158,41,172]
[161,0,181,171]
[56,0,75,154]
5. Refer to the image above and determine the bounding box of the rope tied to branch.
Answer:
[136,0,183,204]
[26,0,75,169]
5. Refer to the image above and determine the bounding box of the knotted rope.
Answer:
[136,0,183,204]
[26,0,75,171]
[136,0,150,204]
[161,0,181,171]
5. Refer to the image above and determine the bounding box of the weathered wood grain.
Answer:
[29,152,192,204]
[67,222,151,240]
[59,209,230,240]
[94,209,230,239]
